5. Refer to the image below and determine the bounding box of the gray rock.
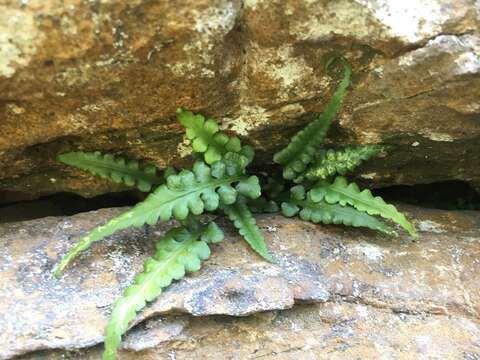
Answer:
[1,206,479,358]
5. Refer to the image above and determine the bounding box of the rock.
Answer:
[1,206,479,358]
[23,304,480,359]
[0,0,479,200]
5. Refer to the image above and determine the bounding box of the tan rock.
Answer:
[1,206,479,358]
[0,0,479,200]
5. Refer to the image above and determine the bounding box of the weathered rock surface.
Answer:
[1,206,479,359]
[0,0,479,201]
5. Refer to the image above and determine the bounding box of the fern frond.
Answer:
[58,151,162,192]
[310,177,417,237]
[273,58,351,180]
[221,197,274,262]
[103,222,223,360]
[176,108,246,164]
[281,185,397,236]
[53,160,261,277]
[302,145,385,182]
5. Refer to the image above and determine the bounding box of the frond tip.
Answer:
[103,222,223,360]
[221,197,274,262]
[58,151,162,192]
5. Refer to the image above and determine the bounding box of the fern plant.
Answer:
[53,57,416,359]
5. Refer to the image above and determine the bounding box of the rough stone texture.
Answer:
[1,206,479,359]
[0,0,479,201]
[22,304,480,360]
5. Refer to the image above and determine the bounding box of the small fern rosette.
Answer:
[53,56,417,360]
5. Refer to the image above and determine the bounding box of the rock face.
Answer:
[0,0,479,201]
[1,206,479,359]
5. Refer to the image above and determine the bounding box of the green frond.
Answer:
[310,177,417,237]
[221,197,274,262]
[58,151,162,192]
[176,108,248,164]
[302,145,386,182]
[53,160,261,277]
[281,185,397,236]
[103,222,223,360]
[273,58,351,180]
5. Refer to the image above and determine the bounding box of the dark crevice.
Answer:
[0,191,139,223]
[373,180,480,211]
[1,180,478,224]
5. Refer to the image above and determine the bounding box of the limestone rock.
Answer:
[1,206,479,358]
[0,0,479,201]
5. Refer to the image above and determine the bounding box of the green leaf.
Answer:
[282,186,397,236]
[103,223,223,360]
[273,58,352,180]
[201,222,225,243]
[53,160,256,277]
[236,175,261,199]
[280,202,300,217]
[310,177,417,237]
[302,145,386,182]
[176,108,244,164]
[221,197,274,262]
[58,151,162,192]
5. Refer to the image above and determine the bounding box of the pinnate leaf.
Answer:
[58,151,162,192]
[302,145,385,182]
[281,185,397,236]
[176,108,243,164]
[103,223,223,360]
[310,177,416,237]
[53,160,257,277]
